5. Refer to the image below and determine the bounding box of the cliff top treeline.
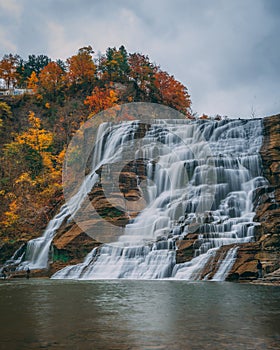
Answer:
[0,45,193,259]
[0,45,191,114]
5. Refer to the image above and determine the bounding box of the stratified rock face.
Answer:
[49,159,149,273]
[255,115,280,270]
[227,115,280,280]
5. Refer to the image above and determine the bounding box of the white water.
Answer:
[51,118,266,281]
[16,121,145,269]
[212,246,239,281]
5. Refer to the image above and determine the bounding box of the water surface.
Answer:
[0,279,279,349]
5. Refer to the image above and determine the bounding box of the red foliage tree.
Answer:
[154,71,191,115]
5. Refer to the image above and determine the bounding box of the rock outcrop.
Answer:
[227,115,280,281]
[46,158,149,274]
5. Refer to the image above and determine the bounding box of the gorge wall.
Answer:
[225,114,280,280]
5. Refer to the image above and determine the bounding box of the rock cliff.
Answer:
[224,115,280,280]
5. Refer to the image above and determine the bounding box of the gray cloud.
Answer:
[0,0,279,118]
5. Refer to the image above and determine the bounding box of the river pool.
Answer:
[0,279,279,349]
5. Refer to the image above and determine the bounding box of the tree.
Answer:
[0,54,20,89]
[17,54,51,87]
[1,111,62,231]
[66,46,96,87]
[0,102,12,135]
[84,85,118,115]
[128,53,157,99]
[4,142,43,180]
[0,102,12,119]
[56,59,67,72]
[16,111,53,154]
[27,71,39,92]
[154,71,191,115]
[99,45,130,82]
[38,62,65,99]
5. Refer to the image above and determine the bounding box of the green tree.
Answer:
[0,102,12,120]
[17,54,51,87]
[99,45,130,82]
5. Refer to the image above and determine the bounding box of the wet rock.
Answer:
[175,235,198,263]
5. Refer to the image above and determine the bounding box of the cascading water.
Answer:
[15,121,147,270]
[51,118,267,281]
[211,246,239,281]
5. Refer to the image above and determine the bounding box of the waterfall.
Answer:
[15,121,146,270]
[50,118,266,280]
[212,246,239,281]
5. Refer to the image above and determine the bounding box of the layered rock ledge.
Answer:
[225,115,280,281]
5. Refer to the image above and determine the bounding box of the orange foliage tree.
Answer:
[38,62,65,99]
[0,54,20,89]
[154,71,191,115]
[84,85,118,115]
[66,46,96,87]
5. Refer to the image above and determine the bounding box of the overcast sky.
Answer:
[0,0,279,118]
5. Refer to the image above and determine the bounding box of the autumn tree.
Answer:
[1,111,63,230]
[27,71,39,92]
[128,53,157,100]
[8,111,54,175]
[66,46,96,88]
[84,85,118,115]
[0,103,12,146]
[0,54,20,89]
[154,71,191,115]
[38,61,65,100]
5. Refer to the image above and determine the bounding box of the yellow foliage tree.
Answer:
[27,71,39,92]
[1,111,64,230]
[2,200,19,227]
[16,111,53,156]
